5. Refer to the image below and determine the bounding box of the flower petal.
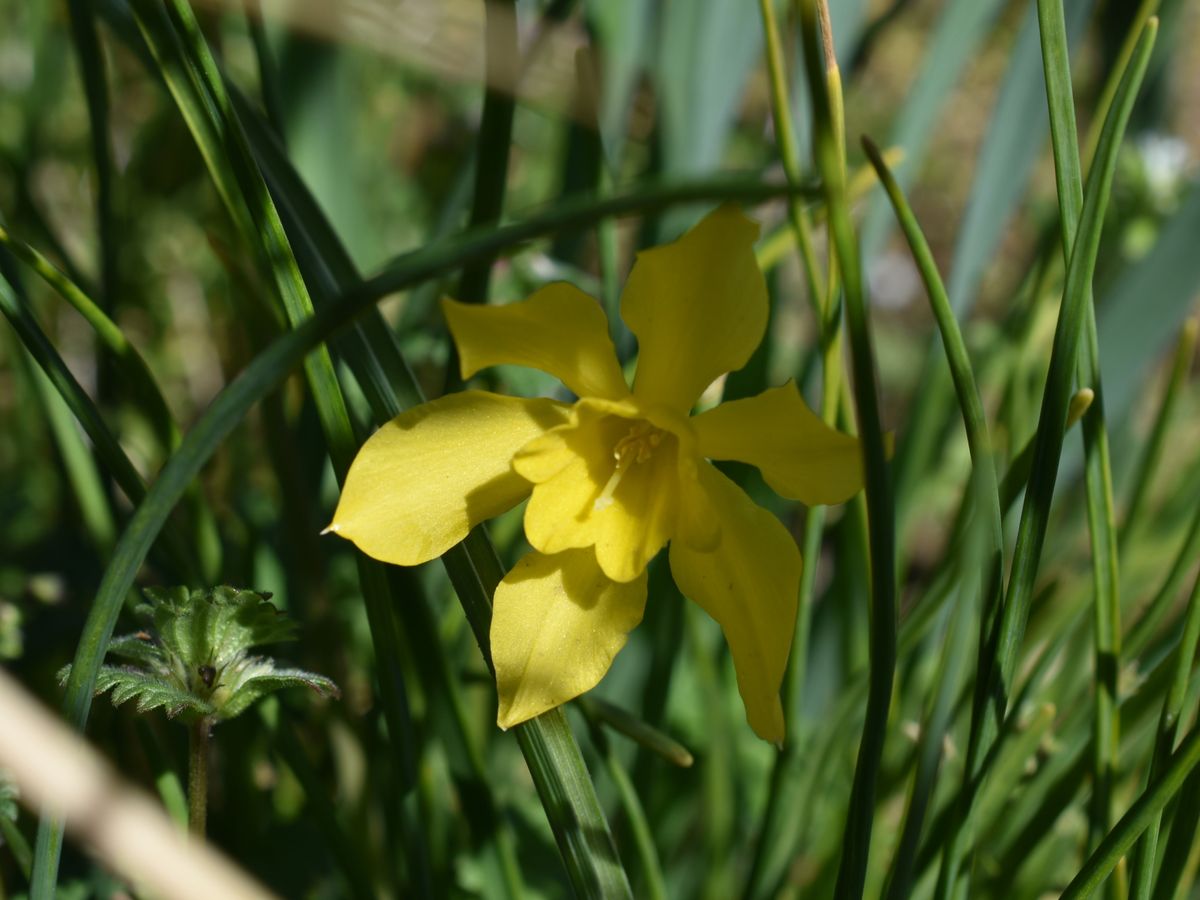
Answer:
[692,381,864,506]
[493,549,647,729]
[328,391,570,565]
[669,463,800,743]
[519,409,679,583]
[621,204,767,413]
[442,284,629,401]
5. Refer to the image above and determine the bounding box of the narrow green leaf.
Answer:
[1061,721,1200,899]
[1035,0,1123,849]
[799,6,897,897]
[0,256,197,581]
[0,227,179,453]
[1120,319,1197,548]
[1129,568,1200,896]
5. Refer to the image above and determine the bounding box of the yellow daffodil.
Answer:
[326,205,864,742]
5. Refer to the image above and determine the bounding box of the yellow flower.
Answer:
[326,205,864,742]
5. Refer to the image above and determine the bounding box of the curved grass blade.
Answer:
[935,18,1158,897]
[1035,0,1123,849]
[893,0,1092,520]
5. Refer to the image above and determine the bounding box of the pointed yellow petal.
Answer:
[621,204,767,413]
[442,284,629,400]
[520,409,679,583]
[493,549,647,729]
[329,391,569,566]
[692,382,864,506]
[669,463,800,743]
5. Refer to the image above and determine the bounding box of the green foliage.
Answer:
[59,586,337,725]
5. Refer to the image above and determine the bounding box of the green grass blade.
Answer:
[455,0,515,307]
[893,0,1090,521]
[1035,0,1123,849]
[1062,720,1200,900]
[1129,568,1200,897]
[937,18,1158,897]
[65,0,117,313]
[863,136,1008,900]
[1150,763,1200,900]
[799,6,897,896]
[0,227,179,453]
[25,357,116,554]
[0,257,196,582]
[859,0,1004,260]
[862,135,1003,571]
[1120,319,1197,547]
[1124,499,1200,670]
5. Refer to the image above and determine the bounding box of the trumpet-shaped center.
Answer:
[595,421,667,511]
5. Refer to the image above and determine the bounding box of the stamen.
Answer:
[594,422,664,511]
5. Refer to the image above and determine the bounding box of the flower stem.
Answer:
[187,718,210,837]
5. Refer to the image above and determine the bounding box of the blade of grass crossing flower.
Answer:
[798,3,897,897]
[1061,721,1200,900]
[1129,569,1200,897]
[23,173,798,897]
[1035,0,1123,852]
[1120,319,1197,549]
[935,20,1157,899]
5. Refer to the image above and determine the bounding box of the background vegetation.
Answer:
[0,0,1198,897]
